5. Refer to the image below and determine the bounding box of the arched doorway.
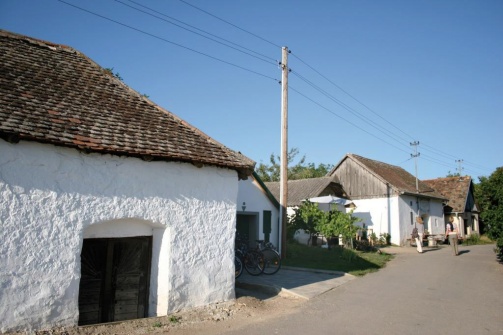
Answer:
[78,236,151,325]
[78,219,158,325]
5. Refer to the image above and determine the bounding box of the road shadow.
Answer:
[421,247,443,253]
[457,250,470,255]
[235,283,279,300]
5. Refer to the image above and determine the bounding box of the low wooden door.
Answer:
[78,237,151,325]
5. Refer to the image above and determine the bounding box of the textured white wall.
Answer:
[0,140,238,333]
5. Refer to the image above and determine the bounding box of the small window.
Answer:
[410,212,414,225]
[410,201,413,206]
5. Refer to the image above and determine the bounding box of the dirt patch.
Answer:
[13,290,304,335]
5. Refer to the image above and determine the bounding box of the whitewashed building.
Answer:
[423,176,480,238]
[329,154,447,246]
[236,172,280,251]
[0,30,255,333]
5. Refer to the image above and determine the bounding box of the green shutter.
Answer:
[263,210,272,242]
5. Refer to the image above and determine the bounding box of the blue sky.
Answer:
[1,0,502,181]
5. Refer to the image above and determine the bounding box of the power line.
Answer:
[115,0,277,66]
[59,0,492,178]
[177,0,282,49]
[291,52,415,142]
[289,86,411,155]
[122,0,490,177]
[291,70,412,150]
[57,0,279,82]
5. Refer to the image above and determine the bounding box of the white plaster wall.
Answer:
[428,200,445,235]
[0,140,238,333]
[237,176,280,249]
[351,197,398,244]
[397,195,446,245]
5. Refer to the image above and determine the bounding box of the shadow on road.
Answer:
[235,285,278,300]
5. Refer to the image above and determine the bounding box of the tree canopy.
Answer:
[255,148,334,182]
[475,167,503,257]
[288,201,361,248]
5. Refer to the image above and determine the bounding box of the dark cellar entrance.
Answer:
[78,236,152,325]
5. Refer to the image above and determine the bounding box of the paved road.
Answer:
[230,244,503,335]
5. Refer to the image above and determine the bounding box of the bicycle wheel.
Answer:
[235,255,243,278]
[243,250,264,276]
[261,248,281,275]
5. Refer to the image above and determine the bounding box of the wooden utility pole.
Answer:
[455,159,464,176]
[410,141,420,192]
[280,47,289,258]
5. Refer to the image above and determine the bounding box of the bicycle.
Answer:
[235,253,243,278]
[254,240,281,275]
[235,237,264,276]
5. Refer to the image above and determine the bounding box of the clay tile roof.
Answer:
[423,176,471,212]
[348,154,446,199]
[0,30,255,179]
[265,176,346,206]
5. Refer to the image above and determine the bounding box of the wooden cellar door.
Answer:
[78,237,152,325]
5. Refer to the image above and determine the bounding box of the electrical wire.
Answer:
[58,0,492,177]
[115,0,277,66]
[292,70,412,151]
[177,0,282,49]
[130,0,489,176]
[289,85,411,155]
[291,52,415,142]
[290,55,493,176]
[57,0,279,82]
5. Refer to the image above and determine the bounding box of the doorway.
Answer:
[78,236,152,325]
[236,213,259,247]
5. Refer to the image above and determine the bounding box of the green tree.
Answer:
[477,167,503,240]
[255,148,333,182]
[289,201,361,249]
[316,208,361,249]
[288,200,324,243]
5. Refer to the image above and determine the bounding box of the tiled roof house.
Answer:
[0,30,254,178]
[423,176,480,237]
[329,154,447,246]
[265,176,346,207]
[0,30,255,332]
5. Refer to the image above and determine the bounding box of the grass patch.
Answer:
[461,234,494,246]
[169,315,181,324]
[283,242,393,276]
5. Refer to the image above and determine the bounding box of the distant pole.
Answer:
[410,141,420,192]
[280,46,289,258]
[455,159,464,176]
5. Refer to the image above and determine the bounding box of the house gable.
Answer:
[330,154,445,201]
[423,176,476,214]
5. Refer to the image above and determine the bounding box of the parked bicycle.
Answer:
[235,236,264,276]
[235,253,243,278]
[254,240,281,275]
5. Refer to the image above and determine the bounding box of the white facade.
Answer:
[351,194,445,246]
[0,140,239,332]
[236,175,280,251]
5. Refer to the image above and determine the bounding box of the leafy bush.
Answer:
[496,237,503,260]
[463,233,481,245]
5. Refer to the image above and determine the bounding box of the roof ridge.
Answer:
[0,29,75,52]
[0,29,255,178]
